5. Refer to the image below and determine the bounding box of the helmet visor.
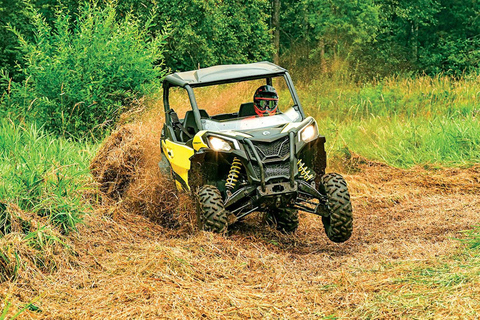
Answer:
[256,97,278,112]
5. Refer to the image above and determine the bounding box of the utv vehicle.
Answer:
[159,62,352,243]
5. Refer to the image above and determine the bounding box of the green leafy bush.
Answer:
[1,1,168,139]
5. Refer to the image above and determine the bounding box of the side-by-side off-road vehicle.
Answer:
[159,62,353,242]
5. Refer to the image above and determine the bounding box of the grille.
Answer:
[250,136,290,161]
[253,162,290,179]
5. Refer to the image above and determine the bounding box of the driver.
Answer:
[253,85,279,116]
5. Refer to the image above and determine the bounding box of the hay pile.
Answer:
[89,111,194,229]
[89,126,143,200]
[341,153,480,209]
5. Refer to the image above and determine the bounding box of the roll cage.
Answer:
[162,61,306,143]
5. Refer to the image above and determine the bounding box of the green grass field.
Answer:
[295,73,480,168]
[0,120,94,234]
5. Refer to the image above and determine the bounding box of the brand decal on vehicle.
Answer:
[262,131,270,135]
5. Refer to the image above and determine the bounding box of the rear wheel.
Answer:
[196,185,228,233]
[321,173,353,243]
[267,207,299,233]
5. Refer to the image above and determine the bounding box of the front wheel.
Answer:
[321,173,353,243]
[266,207,299,234]
[195,185,228,233]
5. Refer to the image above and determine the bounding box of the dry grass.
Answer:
[0,204,77,283]
[1,109,479,319]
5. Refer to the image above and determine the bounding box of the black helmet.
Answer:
[253,85,278,116]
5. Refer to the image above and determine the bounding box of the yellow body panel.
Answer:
[175,181,184,191]
[192,131,208,151]
[161,139,194,191]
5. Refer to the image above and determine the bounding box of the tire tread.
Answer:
[267,207,299,233]
[321,173,353,243]
[196,185,228,233]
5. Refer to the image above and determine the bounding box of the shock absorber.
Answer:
[297,159,314,182]
[225,157,242,190]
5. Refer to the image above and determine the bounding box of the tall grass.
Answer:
[322,115,480,168]
[300,73,479,120]
[0,119,94,234]
[469,227,480,250]
[0,119,95,280]
[291,73,480,168]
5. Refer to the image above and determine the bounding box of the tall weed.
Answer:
[300,73,479,121]
[0,294,40,320]
[322,115,480,168]
[286,73,480,168]
[0,119,94,233]
[0,119,91,281]
[469,227,480,250]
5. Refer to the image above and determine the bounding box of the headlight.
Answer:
[300,124,318,143]
[209,136,232,152]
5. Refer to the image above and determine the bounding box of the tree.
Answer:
[369,0,479,75]
[278,0,380,74]
[272,0,281,64]
[417,0,480,74]
[117,0,273,71]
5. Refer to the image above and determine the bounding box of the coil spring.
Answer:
[225,157,242,189]
[297,159,314,182]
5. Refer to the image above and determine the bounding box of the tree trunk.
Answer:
[412,22,418,63]
[273,0,281,65]
[320,38,326,73]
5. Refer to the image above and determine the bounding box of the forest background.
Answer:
[2,0,479,78]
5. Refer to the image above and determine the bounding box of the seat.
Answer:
[238,102,255,117]
[180,109,209,142]
[198,109,209,119]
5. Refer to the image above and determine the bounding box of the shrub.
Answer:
[1,1,168,139]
